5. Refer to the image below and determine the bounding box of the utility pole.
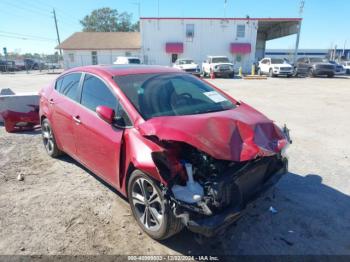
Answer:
[52,9,62,57]
[224,0,228,19]
[293,0,305,63]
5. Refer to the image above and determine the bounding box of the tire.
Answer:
[308,68,315,77]
[327,73,334,78]
[202,68,206,78]
[346,69,350,75]
[287,74,292,78]
[228,72,234,78]
[41,118,62,158]
[257,68,261,76]
[128,170,183,240]
[269,68,275,77]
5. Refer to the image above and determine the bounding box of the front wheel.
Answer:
[128,170,183,240]
[269,69,275,77]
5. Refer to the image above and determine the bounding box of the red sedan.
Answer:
[39,65,290,239]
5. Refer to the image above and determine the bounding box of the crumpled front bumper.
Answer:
[178,157,288,237]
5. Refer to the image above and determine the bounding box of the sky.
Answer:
[0,0,349,54]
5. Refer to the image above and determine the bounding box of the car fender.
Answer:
[119,128,166,196]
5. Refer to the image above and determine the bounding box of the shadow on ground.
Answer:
[57,152,350,255]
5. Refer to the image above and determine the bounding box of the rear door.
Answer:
[73,73,125,187]
[50,72,82,157]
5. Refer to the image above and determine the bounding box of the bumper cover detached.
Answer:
[178,156,288,237]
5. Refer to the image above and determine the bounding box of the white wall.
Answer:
[62,49,141,68]
[141,19,258,72]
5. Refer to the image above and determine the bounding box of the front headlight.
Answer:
[274,66,279,70]
[214,65,219,70]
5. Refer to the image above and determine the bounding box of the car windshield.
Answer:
[211,57,229,63]
[271,58,285,64]
[179,60,195,65]
[128,59,141,64]
[114,73,236,120]
[309,57,324,63]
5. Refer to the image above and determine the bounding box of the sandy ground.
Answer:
[1,73,350,256]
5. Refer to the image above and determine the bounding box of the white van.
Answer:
[113,56,141,65]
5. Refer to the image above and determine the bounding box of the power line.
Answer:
[0,31,56,41]
[0,34,56,42]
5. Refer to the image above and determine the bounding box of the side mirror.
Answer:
[96,105,115,124]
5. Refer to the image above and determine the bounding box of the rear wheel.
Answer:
[41,118,62,157]
[327,73,334,78]
[308,68,315,77]
[128,170,183,240]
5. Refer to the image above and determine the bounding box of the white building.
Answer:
[57,32,141,68]
[140,17,301,72]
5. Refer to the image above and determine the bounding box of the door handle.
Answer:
[49,99,55,105]
[72,116,81,124]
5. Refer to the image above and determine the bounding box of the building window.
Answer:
[125,51,131,56]
[68,53,74,62]
[186,24,194,38]
[91,51,98,65]
[236,25,245,38]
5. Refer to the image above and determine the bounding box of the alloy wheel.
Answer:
[42,122,54,154]
[131,177,164,232]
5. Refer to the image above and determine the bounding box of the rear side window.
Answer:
[81,74,117,112]
[56,73,81,101]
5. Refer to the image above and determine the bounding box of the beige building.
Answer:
[57,32,141,68]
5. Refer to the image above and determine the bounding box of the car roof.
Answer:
[65,64,183,77]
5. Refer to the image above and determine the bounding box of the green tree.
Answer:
[80,7,138,32]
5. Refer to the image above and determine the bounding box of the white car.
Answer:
[258,58,293,77]
[173,58,201,76]
[113,56,141,65]
[341,61,350,75]
[202,56,234,78]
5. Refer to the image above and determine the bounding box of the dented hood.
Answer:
[138,102,287,162]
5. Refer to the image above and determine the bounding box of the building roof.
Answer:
[140,17,302,21]
[57,32,141,50]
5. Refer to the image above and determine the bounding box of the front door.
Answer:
[73,73,123,187]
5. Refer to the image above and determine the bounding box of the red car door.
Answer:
[50,72,82,157]
[73,73,124,187]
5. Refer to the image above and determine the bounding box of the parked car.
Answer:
[0,60,16,72]
[24,58,46,70]
[173,58,201,76]
[328,61,345,75]
[257,58,293,77]
[340,61,350,74]
[113,56,141,65]
[39,65,290,240]
[14,60,26,71]
[202,56,234,78]
[45,62,61,69]
[294,57,335,77]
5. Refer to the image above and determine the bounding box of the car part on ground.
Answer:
[39,65,291,239]
[0,90,40,132]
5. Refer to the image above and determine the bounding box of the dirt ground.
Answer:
[1,73,350,256]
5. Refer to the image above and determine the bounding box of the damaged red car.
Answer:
[39,65,291,239]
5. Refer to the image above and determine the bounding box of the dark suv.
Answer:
[294,57,335,77]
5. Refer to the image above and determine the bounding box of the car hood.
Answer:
[138,102,288,162]
[273,63,292,68]
[212,63,233,66]
[178,64,198,69]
